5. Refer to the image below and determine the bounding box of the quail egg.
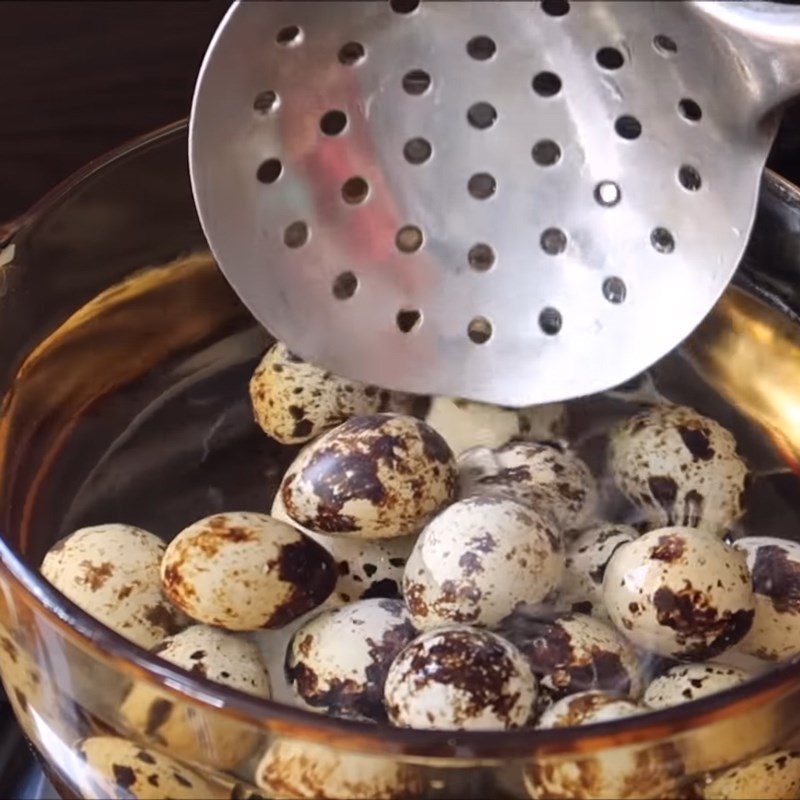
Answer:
[285,598,417,722]
[733,536,800,661]
[41,524,186,649]
[559,523,639,619]
[526,691,684,799]
[256,739,422,799]
[603,527,754,659]
[609,404,748,533]
[643,662,751,710]
[425,396,566,457]
[403,496,563,630]
[74,736,224,799]
[121,625,270,769]
[384,624,537,730]
[280,414,457,539]
[458,442,598,531]
[497,611,643,702]
[272,489,414,605]
[703,749,800,799]
[249,342,413,445]
[161,512,335,631]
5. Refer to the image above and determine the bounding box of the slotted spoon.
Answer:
[189,0,800,406]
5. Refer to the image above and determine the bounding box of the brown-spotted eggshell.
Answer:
[702,749,800,799]
[280,414,457,539]
[643,662,750,710]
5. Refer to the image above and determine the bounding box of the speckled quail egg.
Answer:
[703,749,800,799]
[603,527,754,659]
[161,512,335,631]
[256,739,422,799]
[733,536,800,661]
[121,625,270,769]
[280,414,457,539]
[458,442,598,531]
[403,496,563,630]
[74,736,224,799]
[285,598,417,722]
[559,523,639,619]
[526,691,684,800]
[249,341,415,445]
[384,624,537,730]
[643,662,750,710]
[41,524,186,649]
[425,396,566,457]
[497,611,643,702]
[609,404,749,533]
[272,489,414,605]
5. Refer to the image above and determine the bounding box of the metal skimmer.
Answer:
[190,1,800,406]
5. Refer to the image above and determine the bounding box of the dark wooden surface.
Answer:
[0,0,228,222]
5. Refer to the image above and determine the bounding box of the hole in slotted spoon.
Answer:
[468,173,497,199]
[468,316,493,344]
[541,227,567,255]
[397,309,422,332]
[615,115,642,139]
[651,227,675,253]
[390,0,420,13]
[284,221,309,248]
[396,225,424,252]
[532,140,561,166]
[467,102,497,129]
[594,181,621,206]
[404,137,432,164]
[403,69,431,95]
[253,90,280,114]
[603,276,627,304]
[679,98,702,121]
[342,176,370,204]
[276,25,303,46]
[467,36,496,61]
[596,47,624,70]
[653,34,678,55]
[256,159,282,184]
[679,165,702,191]
[468,243,495,272]
[338,42,366,66]
[541,0,570,16]
[320,110,348,136]
[332,271,358,299]
[539,307,562,335]
[532,71,562,97]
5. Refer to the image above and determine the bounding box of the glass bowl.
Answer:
[1,122,800,799]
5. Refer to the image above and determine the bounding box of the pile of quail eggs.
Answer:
[32,339,800,799]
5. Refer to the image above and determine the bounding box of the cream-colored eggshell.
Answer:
[286,598,416,722]
[41,524,186,649]
[643,663,750,710]
[256,739,421,799]
[74,736,225,799]
[603,527,754,659]
[609,404,748,533]
[458,442,598,531]
[498,612,643,701]
[161,512,335,631]
[559,523,639,620]
[733,536,800,661]
[425,396,566,457]
[121,625,269,770]
[272,489,415,605]
[384,625,537,730]
[403,496,563,630]
[249,342,400,445]
[703,749,800,799]
[527,691,683,799]
[281,414,457,540]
